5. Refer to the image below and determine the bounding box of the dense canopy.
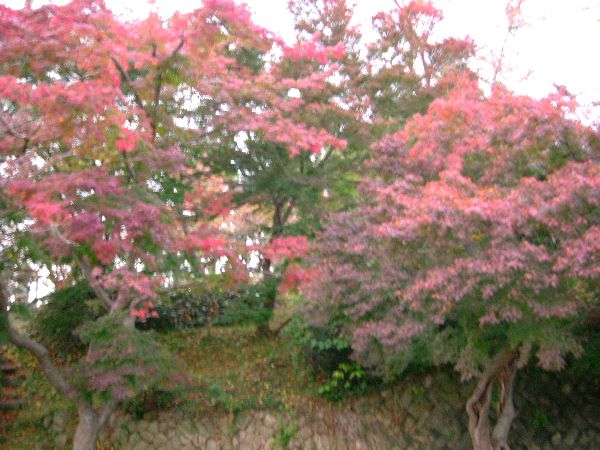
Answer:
[0,2,597,450]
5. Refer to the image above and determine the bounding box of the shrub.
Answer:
[215,280,276,328]
[30,280,102,353]
[316,361,368,401]
[139,280,276,331]
[75,313,191,403]
[123,387,179,419]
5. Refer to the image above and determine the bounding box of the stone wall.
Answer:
[47,369,598,449]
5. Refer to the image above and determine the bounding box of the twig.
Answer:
[0,115,29,140]
[111,55,145,111]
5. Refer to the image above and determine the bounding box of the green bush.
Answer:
[283,316,383,400]
[139,280,276,331]
[568,310,600,378]
[137,287,233,331]
[31,280,102,353]
[215,280,276,327]
[123,387,179,419]
[316,361,368,401]
[303,326,353,375]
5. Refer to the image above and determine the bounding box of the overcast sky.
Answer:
[3,0,599,121]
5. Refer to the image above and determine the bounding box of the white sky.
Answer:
[3,0,599,119]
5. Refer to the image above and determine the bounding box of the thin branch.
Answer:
[273,149,326,187]
[164,38,185,64]
[49,223,75,246]
[316,146,334,168]
[152,71,163,142]
[111,55,145,111]
[74,256,114,311]
[272,317,292,336]
[282,197,296,225]
[113,38,185,143]
[0,114,29,141]
[122,150,137,181]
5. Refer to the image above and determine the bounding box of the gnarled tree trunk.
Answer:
[1,279,119,450]
[73,404,100,450]
[466,347,519,450]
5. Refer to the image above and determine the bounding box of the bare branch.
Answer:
[49,223,75,246]
[163,38,185,64]
[122,150,137,180]
[111,55,145,111]
[0,114,29,140]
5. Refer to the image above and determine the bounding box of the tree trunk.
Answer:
[466,347,519,450]
[73,404,100,450]
[256,256,276,337]
[72,394,119,450]
[491,356,518,450]
[1,279,119,450]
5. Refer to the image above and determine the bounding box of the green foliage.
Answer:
[75,313,187,401]
[276,417,298,450]
[281,315,378,401]
[123,387,179,419]
[207,382,240,412]
[141,280,278,331]
[206,380,275,412]
[138,287,231,331]
[531,409,552,431]
[216,279,278,327]
[30,281,102,353]
[303,326,352,375]
[569,310,600,378]
[316,361,367,401]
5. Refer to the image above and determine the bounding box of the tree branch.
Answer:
[0,114,29,141]
[164,38,185,64]
[0,278,78,402]
[75,256,114,311]
[272,317,292,336]
[122,150,137,181]
[282,197,296,225]
[111,56,145,111]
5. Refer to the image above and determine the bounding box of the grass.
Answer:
[157,325,323,414]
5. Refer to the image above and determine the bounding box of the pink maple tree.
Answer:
[304,75,600,449]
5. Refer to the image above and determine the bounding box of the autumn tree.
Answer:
[0,3,221,448]
[203,0,365,336]
[304,75,600,449]
[0,0,346,448]
[365,0,474,136]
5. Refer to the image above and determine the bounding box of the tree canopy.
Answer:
[0,1,598,450]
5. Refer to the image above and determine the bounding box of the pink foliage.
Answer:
[263,236,309,262]
[306,72,600,375]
